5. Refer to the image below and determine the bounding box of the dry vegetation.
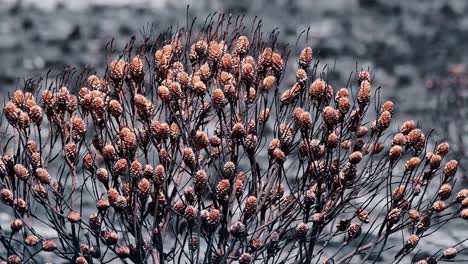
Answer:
[0,15,467,264]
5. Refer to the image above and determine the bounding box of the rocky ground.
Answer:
[1,0,468,262]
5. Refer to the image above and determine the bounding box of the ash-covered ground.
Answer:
[1,0,468,262]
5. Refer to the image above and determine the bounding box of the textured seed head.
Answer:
[347,223,362,239]
[323,106,339,126]
[110,59,127,81]
[432,200,446,212]
[239,253,252,264]
[310,78,326,98]
[216,179,230,200]
[406,234,419,248]
[438,184,452,200]
[1,189,13,205]
[188,235,199,251]
[137,178,152,197]
[97,198,110,211]
[184,205,197,223]
[10,218,23,232]
[456,189,468,202]
[194,170,208,193]
[193,81,207,96]
[461,209,468,219]
[349,151,363,164]
[230,221,246,238]
[358,71,371,83]
[65,142,77,161]
[14,164,29,181]
[299,47,313,67]
[24,235,39,246]
[7,255,21,264]
[358,80,371,105]
[408,210,420,221]
[389,145,403,161]
[68,211,81,223]
[112,159,128,175]
[405,157,421,171]
[42,240,58,251]
[441,248,457,260]
[130,55,144,79]
[296,223,309,239]
[244,196,257,218]
[444,160,458,177]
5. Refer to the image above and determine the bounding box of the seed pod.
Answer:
[405,157,420,172]
[1,189,13,205]
[405,234,419,248]
[238,253,252,264]
[456,189,468,203]
[381,101,394,113]
[223,161,236,179]
[14,164,29,181]
[137,178,151,197]
[444,160,458,178]
[271,52,283,73]
[408,210,420,221]
[188,236,199,251]
[235,36,250,55]
[42,240,58,252]
[184,186,195,205]
[296,223,309,239]
[358,80,371,106]
[29,105,43,125]
[184,206,197,224]
[10,218,23,232]
[229,221,246,239]
[438,184,452,200]
[358,71,371,83]
[65,142,77,162]
[429,154,442,169]
[298,112,312,131]
[443,247,458,259]
[112,159,128,175]
[24,235,39,246]
[347,223,362,240]
[102,231,119,245]
[310,79,326,98]
[193,81,207,96]
[432,201,446,212]
[323,106,339,126]
[387,208,401,224]
[130,55,144,80]
[349,151,363,164]
[173,200,186,215]
[7,255,21,264]
[182,148,195,169]
[194,170,208,193]
[244,196,257,219]
[96,168,109,184]
[110,59,127,81]
[389,145,403,161]
[435,142,450,158]
[68,211,81,223]
[401,120,415,135]
[299,47,313,67]
[97,198,110,211]
[273,148,286,164]
[461,209,468,219]
[216,179,230,200]
[377,110,392,130]
[205,209,221,232]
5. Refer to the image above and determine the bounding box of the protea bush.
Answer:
[0,16,467,264]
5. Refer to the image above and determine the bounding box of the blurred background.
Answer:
[1,0,468,255]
